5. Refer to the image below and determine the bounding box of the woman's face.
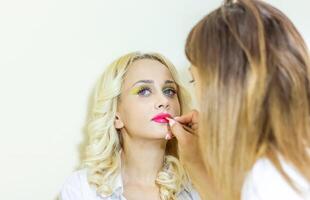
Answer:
[116,59,181,139]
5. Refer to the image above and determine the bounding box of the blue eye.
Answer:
[163,88,177,97]
[137,87,152,96]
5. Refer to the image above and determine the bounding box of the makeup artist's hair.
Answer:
[186,0,310,199]
[81,52,191,199]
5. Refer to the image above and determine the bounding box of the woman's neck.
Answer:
[121,138,166,186]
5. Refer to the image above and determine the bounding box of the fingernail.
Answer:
[167,118,176,127]
[174,116,180,121]
[165,134,172,140]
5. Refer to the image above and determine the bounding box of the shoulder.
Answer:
[177,183,201,200]
[242,158,310,200]
[59,169,99,200]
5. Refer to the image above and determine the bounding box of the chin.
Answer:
[144,131,168,139]
[145,123,170,138]
[155,124,169,130]
[152,131,170,139]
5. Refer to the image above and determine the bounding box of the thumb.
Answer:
[167,118,192,143]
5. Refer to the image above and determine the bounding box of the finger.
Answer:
[182,124,195,134]
[166,118,193,142]
[165,133,173,140]
[168,118,194,134]
[174,109,199,124]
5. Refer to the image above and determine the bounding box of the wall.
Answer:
[0,0,309,199]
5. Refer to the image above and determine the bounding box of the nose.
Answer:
[155,93,170,110]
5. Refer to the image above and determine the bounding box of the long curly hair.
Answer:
[81,52,191,200]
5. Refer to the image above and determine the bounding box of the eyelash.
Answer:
[163,87,177,97]
[136,86,177,97]
[137,86,152,96]
[189,79,195,84]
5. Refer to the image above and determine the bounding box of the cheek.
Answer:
[120,101,155,136]
[195,84,201,104]
[120,110,144,135]
[122,99,151,124]
[171,98,181,115]
[195,73,203,103]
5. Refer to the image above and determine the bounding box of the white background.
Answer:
[0,0,309,199]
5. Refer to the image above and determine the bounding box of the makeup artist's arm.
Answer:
[167,110,217,200]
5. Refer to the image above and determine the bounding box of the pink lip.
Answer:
[151,113,172,123]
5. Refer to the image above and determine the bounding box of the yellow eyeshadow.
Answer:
[130,86,142,94]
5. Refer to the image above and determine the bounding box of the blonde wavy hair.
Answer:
[81,52,191,199]
[186,0,310,199]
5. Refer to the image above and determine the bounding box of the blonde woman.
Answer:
[168,0,310,199]
[60,52,200,200]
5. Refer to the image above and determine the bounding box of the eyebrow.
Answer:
[131,80,176,87]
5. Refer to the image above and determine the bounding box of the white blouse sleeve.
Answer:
[242,158,310,200]
[59,170,93,200]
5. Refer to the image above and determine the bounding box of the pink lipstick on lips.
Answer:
[151,113,172,123]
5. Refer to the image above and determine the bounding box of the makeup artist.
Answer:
[167,0,310,199]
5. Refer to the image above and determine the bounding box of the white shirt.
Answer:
[60,169,201,200]
[242,158,310,200]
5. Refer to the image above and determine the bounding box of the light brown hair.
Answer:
[185,0,310,199]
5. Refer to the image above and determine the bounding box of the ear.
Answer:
[114,113,124,129]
